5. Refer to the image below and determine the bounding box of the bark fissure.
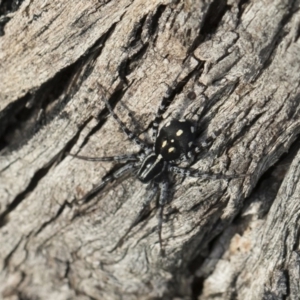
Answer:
[1,0,300,299]
[3,236,23,270]
[34,200,72,236]
[0,166,53,228]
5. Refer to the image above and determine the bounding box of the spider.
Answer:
[69,84,240,254]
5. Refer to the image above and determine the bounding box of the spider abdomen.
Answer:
[155,119,195,161]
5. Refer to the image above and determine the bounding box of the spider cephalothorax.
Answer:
[69,85,239,254]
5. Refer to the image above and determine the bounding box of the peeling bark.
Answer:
[1,0,300,299]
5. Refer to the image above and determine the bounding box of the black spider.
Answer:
[69,84,240,254]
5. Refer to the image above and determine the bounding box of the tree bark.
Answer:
[1,0,300,299]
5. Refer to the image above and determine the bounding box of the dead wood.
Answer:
[1,0,300,299]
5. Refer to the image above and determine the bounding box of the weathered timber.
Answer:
[0,0,300,299]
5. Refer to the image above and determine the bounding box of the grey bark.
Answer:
[0,0,300,299]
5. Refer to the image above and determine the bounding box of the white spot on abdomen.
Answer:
[176,129,183,136]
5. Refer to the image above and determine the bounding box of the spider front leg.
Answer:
[97,83,150,151]
[68,152,139,162]
[151,83,174,142]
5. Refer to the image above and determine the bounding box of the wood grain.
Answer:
[1,0,300,299]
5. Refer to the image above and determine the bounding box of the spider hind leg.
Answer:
[169,165,246,180]
[157,178,170,256]
[78,161,138,203]
[109,183,159,252]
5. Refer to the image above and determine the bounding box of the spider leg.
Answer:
[79,162,138,202]
[157,177,169,255]
[169,165,247,180]
[98,83,149,150]
[193,126,227,155]
[68,152,139,162]
[151,84,173,142]
[109,183,159,252]
[185,134,221,162]
[195,136,215,152]
[192,137,215,156]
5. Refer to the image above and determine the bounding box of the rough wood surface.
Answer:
[1,0,300,299]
